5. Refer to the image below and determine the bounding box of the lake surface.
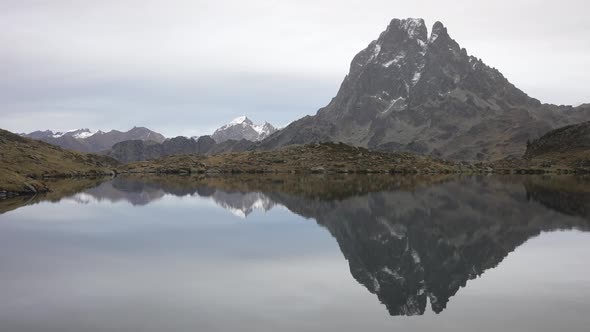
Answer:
[0,175,589,332]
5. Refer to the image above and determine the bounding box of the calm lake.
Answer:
[0,175,589,332]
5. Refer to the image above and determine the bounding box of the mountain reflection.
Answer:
[2,174,589,316]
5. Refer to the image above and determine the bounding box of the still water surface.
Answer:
[0,175,589,331]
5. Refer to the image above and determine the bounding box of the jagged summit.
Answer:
[260,18,590,160]
[374,19,449,51]
[229,115,251,126]
[212,116,277,143]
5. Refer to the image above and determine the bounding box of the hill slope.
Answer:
[524,121,590,166]
[118,142,463,175]
[0,129,119,195]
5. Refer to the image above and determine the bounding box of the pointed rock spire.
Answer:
[429,21,448,43]
[380,18,428,43]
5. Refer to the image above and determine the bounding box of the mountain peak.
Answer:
[400,18,427,39]
[380,18,428,44]
[229,116,253,126]
[212,116,277,143]
[380,19,451,45]
[260,17,590,161]
[429,21,450,43]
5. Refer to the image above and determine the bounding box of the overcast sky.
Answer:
[1,0,589,137]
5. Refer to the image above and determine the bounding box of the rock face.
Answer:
[261,18,590,160]
[524,121,590,159]
[212,116,277,143]
[22,127,166,153]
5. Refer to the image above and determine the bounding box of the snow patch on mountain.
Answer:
[211,116,278,143]
[72,129,97,139]
[229,115,248,126]
[46,128,96,139]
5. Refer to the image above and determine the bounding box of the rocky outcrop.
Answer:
[260,18,590,161]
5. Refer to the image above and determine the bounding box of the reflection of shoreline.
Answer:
[0,177,109,215]
[523,177,590,220]
[1,174,589,317]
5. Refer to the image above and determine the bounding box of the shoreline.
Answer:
[1,170,588,201]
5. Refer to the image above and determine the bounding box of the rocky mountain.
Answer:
[212,116,277,143]
[22,127,166,153]
[260,18,590,160]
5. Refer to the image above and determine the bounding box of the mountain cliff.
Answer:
[260,18,590,160]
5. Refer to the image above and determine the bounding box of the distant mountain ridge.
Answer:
[260,18,590,160]
[22,127,166,153]
[25,128,99,140]
[211,116,277,143]
[21,116,277,159]
[106,116,277,162]
[107,136,255,163]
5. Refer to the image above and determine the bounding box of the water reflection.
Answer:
[1,175,589,318]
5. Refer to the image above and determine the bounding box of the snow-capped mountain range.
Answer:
[36,128,101,140]
[211,116,278,143]
[22,116,278,157]
[22,127,166,153]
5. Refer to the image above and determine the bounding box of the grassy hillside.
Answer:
[0,129,119,195]
[491,122,590,174]
[118,142,465,174]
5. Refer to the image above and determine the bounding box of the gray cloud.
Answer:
[1,0,589,135]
